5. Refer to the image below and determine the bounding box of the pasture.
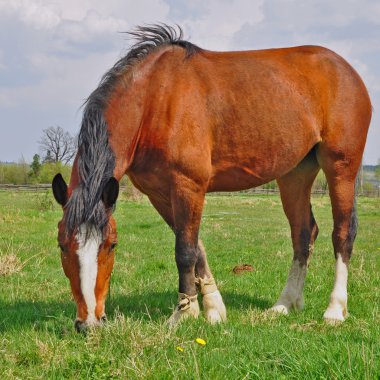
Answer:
[0,189,379,379]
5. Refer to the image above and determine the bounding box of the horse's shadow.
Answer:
[0,299,76,333]
[108,290,271,320]
[0,291,272,332]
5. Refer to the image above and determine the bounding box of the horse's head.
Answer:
[52,173,119,332]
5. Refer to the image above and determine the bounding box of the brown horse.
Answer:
[52,25,371,332]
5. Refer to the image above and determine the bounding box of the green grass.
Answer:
[0,190,379,379]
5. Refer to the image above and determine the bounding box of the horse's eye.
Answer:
[110,243,117,252]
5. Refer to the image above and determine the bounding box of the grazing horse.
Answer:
[52,25,371,332]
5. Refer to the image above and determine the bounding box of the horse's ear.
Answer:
[102,177,119,209]
[52,173,68,206]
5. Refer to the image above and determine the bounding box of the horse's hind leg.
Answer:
[318,146,360,323]
[271,152,320,314]
[195,240,226,323]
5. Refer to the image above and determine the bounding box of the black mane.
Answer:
[64,24,200,234]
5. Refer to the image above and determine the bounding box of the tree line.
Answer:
[0,126,74,185]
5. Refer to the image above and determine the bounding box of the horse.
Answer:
[52,25,371,332]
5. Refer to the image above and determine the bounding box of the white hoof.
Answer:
[323,306,347,324]
[202,290,227,324]
[269,304,289,315]
[167,293,200,327]
[270,293,304,315]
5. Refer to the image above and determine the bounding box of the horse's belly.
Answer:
[207,164,274,192]
[207,136,318,192]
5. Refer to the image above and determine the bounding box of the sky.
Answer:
[0,0,379,164]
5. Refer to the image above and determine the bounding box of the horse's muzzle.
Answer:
[74,319,87,333]
[74,315,107,333]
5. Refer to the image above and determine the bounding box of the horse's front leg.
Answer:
[167,181,205,326]
[167,236,200,326]
[149,193,226,325]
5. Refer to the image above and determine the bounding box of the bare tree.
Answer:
[39,126,76,164]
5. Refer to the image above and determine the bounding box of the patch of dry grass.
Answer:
[0,254,23,276]
[0,239,26,276]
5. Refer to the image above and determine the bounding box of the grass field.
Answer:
[0,190,379,379]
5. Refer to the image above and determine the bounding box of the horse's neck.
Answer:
[103,51,169,180]
[70,47,173,185]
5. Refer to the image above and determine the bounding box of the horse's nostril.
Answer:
[100,315,107,323]
[74,319,87,334]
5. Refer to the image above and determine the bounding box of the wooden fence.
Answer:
[0,184,51,191]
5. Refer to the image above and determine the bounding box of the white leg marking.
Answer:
[323,254,348,323]
[203,290,227,324]
[76,224,102,325]
[270,260,306,315]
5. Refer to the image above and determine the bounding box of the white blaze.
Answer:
[76,224,102,324]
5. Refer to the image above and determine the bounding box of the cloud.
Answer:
[52,11,129,56]
[4,50,120,108]
[0,0,171,55]
[59,11,128,43]
[166,0,265,50]
[0,0,171,86]
[0,0,61,30]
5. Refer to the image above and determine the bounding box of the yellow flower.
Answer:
[176,346,184,352]
[195,338,206,346]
